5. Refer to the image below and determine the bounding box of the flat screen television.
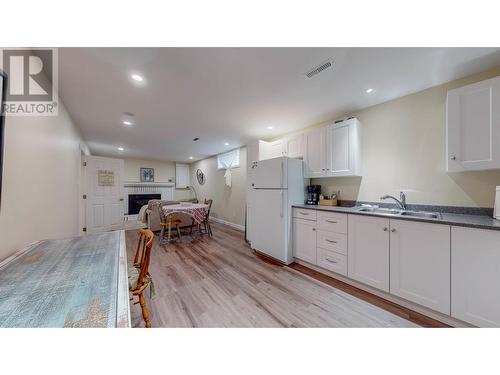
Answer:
[0,70,6,209]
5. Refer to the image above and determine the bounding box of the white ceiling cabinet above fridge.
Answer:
[304,118,362,178]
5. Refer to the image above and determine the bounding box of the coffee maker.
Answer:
[305,185,322,205]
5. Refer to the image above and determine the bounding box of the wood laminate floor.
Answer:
[127,223,418,328]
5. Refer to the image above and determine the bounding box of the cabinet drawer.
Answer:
[317,230,347,255]
[293,208,317,221]
[317,211,347,233]
[317,248,347,276]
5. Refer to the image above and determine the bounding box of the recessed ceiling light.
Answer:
[267,126,274,130]
[131,74,144,82]
[123,120,133,126]
[118,147,124,151]
[366,88,374,93]
[224,142,229,146]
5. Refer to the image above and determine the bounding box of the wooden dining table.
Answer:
[161,203,209,242]
[0,231,130,328]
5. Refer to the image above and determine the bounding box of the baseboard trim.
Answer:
[209,216,245,232]
[290,259,471,328]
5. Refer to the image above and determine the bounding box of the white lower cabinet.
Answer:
[348,215,390,292]
[451,227,500,327]
[317,248,347,276]
[292,218,317,264]
[389,220,451,315]
[316,230,347,255]
[291,209,500,326]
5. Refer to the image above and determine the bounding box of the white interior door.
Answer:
[85,155,124,233]
[175,163,190,188]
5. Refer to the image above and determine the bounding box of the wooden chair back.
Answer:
[204,199,213,215]
[133,229,155,291]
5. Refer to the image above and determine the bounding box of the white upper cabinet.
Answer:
[451,227,500,327]
[285,133,304,158]
[447,76,500,171]
[389,220,450,315]
[304,127,328,178]
[348,214,390,292]
[326,119,361,177]
[175,163,190,188]
[304,118,362,178]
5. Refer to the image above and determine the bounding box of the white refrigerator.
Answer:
[247,156,306,264]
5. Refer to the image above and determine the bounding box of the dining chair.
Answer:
[129,228,155,328]
[155,201,182,242]
[189,199,213,237]
[203,199,213,237]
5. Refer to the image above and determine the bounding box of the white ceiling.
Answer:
[58,48,500,162]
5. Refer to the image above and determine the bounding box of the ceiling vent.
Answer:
[304,58,335,79]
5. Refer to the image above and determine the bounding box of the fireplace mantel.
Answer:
[124,182,175,188]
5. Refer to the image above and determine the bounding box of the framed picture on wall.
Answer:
[0,70,7,209]
[140,167,155,182]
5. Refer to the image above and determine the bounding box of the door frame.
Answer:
[78,144,87,235]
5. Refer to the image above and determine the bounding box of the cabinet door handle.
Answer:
[450,156,456,160]
[325,239,337,243]
[326,220,337,223]
[325,258,338,264]
[383,227,388,231]
[299,212,309,215]
[391,228,396,233]
[312,228,316,231]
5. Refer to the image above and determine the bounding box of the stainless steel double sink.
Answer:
[356,206,441,219]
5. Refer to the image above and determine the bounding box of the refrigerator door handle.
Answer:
[281,161,284,188]
[280,190,284,218]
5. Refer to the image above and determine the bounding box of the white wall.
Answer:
[276,66,500,208]
[122,157,191,201]
[189,147,247,226]
[0,99,89,261]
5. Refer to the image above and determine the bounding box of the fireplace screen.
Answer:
[128,194,161,215]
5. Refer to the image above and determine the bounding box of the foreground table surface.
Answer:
[0,231,130,328]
